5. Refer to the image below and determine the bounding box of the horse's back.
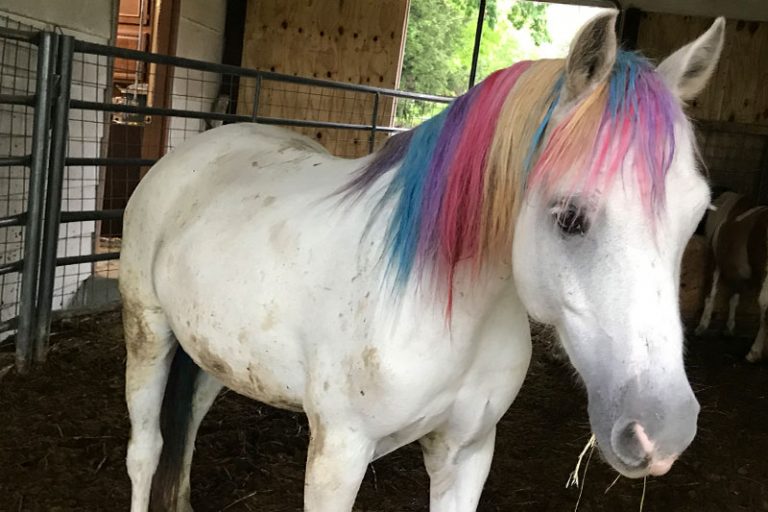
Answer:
[120,123,355,299]
[123,124,333,237]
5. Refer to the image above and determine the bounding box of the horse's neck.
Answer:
[442,262,518,316]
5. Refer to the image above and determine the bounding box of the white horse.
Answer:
[120,12,724,512]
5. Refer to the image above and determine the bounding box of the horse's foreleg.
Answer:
[695,268,720,336]
[419,427,496,512]
[124,302,176,512]
[726,293,740,335]
[303,414,374,512]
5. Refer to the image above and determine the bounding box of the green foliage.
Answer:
[396,0,551,127]
[507,1,551,46]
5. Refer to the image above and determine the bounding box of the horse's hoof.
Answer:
[746,351,762,363]
[694,325,707,336]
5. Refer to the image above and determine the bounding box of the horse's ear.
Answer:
[563,11,618,103]
[656,17,725,102]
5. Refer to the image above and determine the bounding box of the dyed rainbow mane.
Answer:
[344,50,684,304]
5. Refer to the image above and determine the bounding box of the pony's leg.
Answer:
[419,428,496,512]
[303,415,374,512]
[124,303,176,512]
[726,293,740,336]
[695,268,720,336]
[746,318,766,363]
[176,372,224,510]
[747,273,768,362]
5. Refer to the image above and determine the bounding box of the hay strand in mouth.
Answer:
[566,434,596,489]
[567,435,648,512]
[567,434,597,512]
[604,473,621,494]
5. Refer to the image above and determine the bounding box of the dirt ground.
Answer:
[1,311,766,512]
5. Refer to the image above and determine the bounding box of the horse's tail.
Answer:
[149,343,201,511]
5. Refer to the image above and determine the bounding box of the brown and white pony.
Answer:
[696,190,768,362]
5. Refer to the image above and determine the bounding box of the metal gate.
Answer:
[0,24,451,372]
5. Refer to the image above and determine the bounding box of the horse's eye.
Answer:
[553,204,590,236]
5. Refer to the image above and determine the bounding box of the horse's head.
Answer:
[513,12,724,478]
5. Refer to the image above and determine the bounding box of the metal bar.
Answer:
[251,73,262,121]
[0,260,24,276]
[72,39,453,104]
[0,317,18,334]
[70,99,407,132]
[65,157,157,167]
[0,213,26,228]
[60,209,124,223]
[369,93,380,154]
[0,27,39,43]
[71,99,251,122]
[382,126,409,134]
[255,116,385,132]
[468,0,487,88]
[0,94,36,106]
[56,252,121,266]
[619,7,641,50]
[16,32,55,373]
[0,155,31,166]
[35,35,74,363]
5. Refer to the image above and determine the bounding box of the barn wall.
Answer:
[0,0,117,43]
[167,0,227,150]
[635,13,768,196]
[237,0,410,157]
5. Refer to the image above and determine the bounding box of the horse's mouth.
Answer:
[595,442,671,479]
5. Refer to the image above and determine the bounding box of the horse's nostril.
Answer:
[611,420,650,467]
[633,423,656,455]
[611,420,680,476]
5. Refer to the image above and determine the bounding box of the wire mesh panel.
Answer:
[55,50,113,313]
[0,19,40,341]
[696,123,768,198]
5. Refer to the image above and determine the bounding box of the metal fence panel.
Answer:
[0,21,58,371]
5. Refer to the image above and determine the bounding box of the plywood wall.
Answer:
[238,0,410,157]
[636,13,768,125]
[636,13,768,197]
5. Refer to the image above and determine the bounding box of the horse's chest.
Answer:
[337,294,532,440]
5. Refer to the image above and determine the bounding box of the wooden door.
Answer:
[102,0,153,237]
